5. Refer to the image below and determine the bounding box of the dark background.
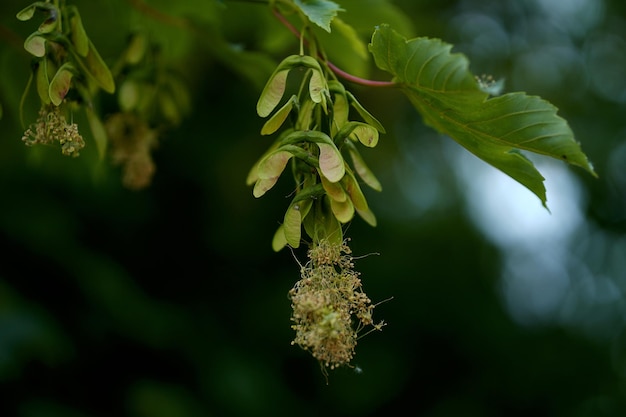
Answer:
[1,0,626,416]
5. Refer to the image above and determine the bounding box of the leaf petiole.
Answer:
[271,8,395,88]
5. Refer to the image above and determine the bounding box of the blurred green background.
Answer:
[1,0,626,416]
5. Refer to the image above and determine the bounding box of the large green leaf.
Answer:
[368,24,596,206]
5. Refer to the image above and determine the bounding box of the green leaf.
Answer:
[158,90,182,125]
[293,0,344,32]
[257,149,294,180]
[341,169,376,226]
[343,170,369,212]
[369,24,597,206]
[49,63,75,106]
[38,16,58,34]
[308,68,326,104]
[347,143,382,191]
[253,150,294,197]
[36,59,51,104]
[81,40,115,93]
[284,198,313,248]
[303,198,343,245]
[284,204,303,248]
[253,177,281,198]
[351,123,379,147]
[261,95,296,135]
[122,33,147,65]
[356,206,377,227]
[118,80,140,112]
[320,173,347,202]
[330,196,354,223]
[279,130,345,181]
[346,91,386,133]
[257,55,325,117]
[252,143,317,198]
[69,7,89,57]
[16,2,55,21]
[336,122,379,147]
[16,4,37,21]
[247,136,284,186]
[329,81,349,134]
[257,55,315,117]
[272,224,288,252]
[24,32,46,57]
[322,204,343,245]
[85,107,108,159]
[317,142,345,182]
[257,68,289,117]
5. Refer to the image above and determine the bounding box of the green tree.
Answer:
[1,0,625,416]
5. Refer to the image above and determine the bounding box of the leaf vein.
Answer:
[498,121,562,141]
[414,49,447,88]
[466,108,555,126]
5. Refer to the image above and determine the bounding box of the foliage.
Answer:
[2,0,623,415]
[369,24,596,206]
[242,0,596,371]
[17,1,113,157]
[8,0,599,371]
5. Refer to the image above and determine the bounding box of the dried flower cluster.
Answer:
[105,113,158,190]
[289,239,384,370]
[22,105,85,157]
